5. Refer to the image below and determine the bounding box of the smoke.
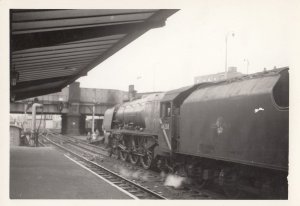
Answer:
[164,174,187,189]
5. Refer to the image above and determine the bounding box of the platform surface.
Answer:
[10,146,132,199]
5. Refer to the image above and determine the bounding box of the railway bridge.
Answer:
[10,82,128,135]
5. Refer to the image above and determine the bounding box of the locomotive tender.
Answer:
[103,67,289,197]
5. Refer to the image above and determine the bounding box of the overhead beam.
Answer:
[13,49,106,62]
[19,73,75,82]
[12,21,165,51]
[12,9,157,22]
[15,58,91,68]
[12,39,118,54]
[14,87,62,101]
[60,37,122,46]
[14,55,97,66]
[16,62,87,71]
[11,75,73,91]
[12,44,111,58]
[20,69,75,75]
[13,52,101,63]
[20,71,75,79]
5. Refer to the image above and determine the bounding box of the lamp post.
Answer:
[91,92,96,140]
[31,103,43,147]
[225,31,235,79]
[91,104,96,140]
[244,59,250,74]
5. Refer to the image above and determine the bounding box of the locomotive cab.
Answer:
[159,101,175,152]
[158,83,214,155]
[158,85,199,154]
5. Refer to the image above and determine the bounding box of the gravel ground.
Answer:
[44,135,225,199]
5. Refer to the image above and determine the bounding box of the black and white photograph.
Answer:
[1,0,299,204]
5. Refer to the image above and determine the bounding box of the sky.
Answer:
[78,0,292,93]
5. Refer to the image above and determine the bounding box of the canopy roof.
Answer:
[10,9,178,101]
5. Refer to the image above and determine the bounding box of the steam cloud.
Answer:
[115,165,188,189]
[117,166,150,181]
[164,174,187,189]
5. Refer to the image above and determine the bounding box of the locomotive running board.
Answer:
[159,118,172,151]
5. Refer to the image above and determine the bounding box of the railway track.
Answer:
[42,134,167,199]
[41,131,230,199]
[40,132,272,199]
[45,131,108,155]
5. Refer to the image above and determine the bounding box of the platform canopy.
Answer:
[10,9,178,101]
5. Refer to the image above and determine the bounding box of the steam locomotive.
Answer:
[103,67,289,198]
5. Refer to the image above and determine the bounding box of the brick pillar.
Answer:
[65,115,80,135]
[61,114,81,135]
[61,114,66,134]
[79,114,86,135]
[62,82,81,135]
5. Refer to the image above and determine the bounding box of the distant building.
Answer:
[194,67,244,84]
[10,114,62,131]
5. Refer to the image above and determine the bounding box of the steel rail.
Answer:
[46,132,108,156]
[42,135,167,199]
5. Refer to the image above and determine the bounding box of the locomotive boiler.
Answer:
[103,93,164,169]
[103,67,289,198]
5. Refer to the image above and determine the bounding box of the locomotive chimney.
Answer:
[128,85,136,101]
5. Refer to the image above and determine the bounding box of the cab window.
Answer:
[161,102,171,117]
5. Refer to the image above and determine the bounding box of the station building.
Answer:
[194,67,244,84]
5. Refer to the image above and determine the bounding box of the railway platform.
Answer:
[10,146,132,199]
